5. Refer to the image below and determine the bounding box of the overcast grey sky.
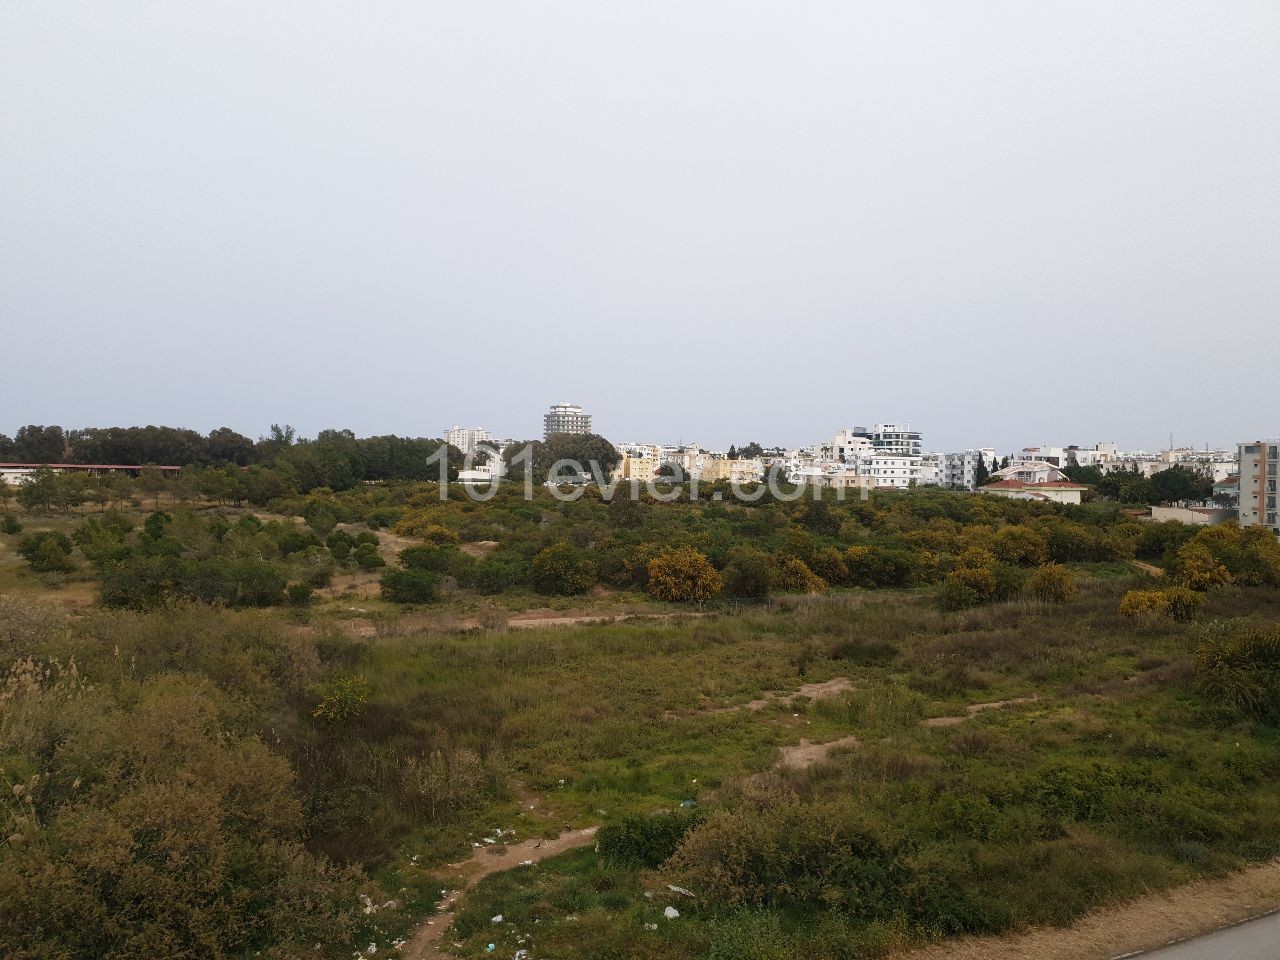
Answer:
[2,2,1277,453]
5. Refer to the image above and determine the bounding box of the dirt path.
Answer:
[888,860,1280,960]
[1129,559,1166,577]
[403,827,599,960]
[508,610,711,629]
[667,676,855,719]
[921,697,1040,728]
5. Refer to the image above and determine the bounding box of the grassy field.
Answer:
[3,487,1279,959]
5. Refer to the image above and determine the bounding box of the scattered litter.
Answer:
[643,891,653,899]
[558,779,565,786]
[666,884,695,898]
[521,859,533,865]
[664,906,680,920]
[491,914,504,923]
[515,951,531,960]
[644,922,658,930]
[679,799,696,808]
[485,945,495,954]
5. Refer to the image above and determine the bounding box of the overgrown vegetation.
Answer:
[2,482,1279,959]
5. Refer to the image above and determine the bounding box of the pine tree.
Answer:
[973,455,990,488]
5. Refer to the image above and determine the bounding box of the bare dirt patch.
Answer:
[776,734,861,770]
[921,697,1039,728]
[402,827,599,960]
[672,676,855,718]
[458,540,499,559]
[1129,559,1165,578]
[888,859,1280,960]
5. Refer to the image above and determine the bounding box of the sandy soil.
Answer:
[888,860,1280,960]
[1129,559,1166,578]
[920,697,1040,727]
[776,734,862,770]
[402,827,599,960]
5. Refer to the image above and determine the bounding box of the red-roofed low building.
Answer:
[978,478,1088,505]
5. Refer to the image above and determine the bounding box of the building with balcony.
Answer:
[1238,440,1280,534]
[543,402,592,440]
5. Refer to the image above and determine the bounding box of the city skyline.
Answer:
[3,2,1277,454]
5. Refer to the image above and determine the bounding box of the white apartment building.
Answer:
[444,426,494,455]
[854,423,923,458]
[823,429,877,463]
[918,452,943,487]
[1238,440,1280,534]
[859,454,921,489]
[941,448,996,491]
[543,402,592,440]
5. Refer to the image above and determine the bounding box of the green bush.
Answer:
[380,566,440,603]
[17,530,76,573]
[530,541,596,596]
[1196,625,1280,723]
[1,512,22,534]
[286,582,314,606]
[311,674,371,723]
[353,542,385,570]
[1025,563,1079,603]
[667,800,904,914]
[598,810,705,867]
[1119,587,1205,622]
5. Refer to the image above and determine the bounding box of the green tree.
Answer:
[530,542,597,595]
[973,456,990,487]
[380,567,440,603]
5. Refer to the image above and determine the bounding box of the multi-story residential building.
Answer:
[941,448,996,491]
[823,429,877,463]
[1238,440,1280,534]
[543,402,592,440]
[993,460,1071,485]
[918,452,943,487]
[854,423,923,458]
[444,426,494,455]
[860,455,921,489]
[700,456,763,483]
[616,443,663,484]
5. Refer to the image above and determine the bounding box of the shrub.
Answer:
[1119,587,1205,622]
[598,810,704,867]
[380,567,440,603]
[770,555,825,594]
[17,531,76,573]
[809,546,851,586]
[1,513,22,534]
[353,542,385,570]
[646,547,722,604]
[722,546,772,600]
[667,800,904,914]
[1172,542,1233,591]
[844,546,915,587]
[311,675,371,723]
[530,542,596,596]
[287,582,314,606]
[399,544,460,572]
[940,566,997,610]
[1195,625,1280,723]
[1026,563,1078,603]
[992,525,1049,566]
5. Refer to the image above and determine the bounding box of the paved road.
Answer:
[1133,911,1280,960]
